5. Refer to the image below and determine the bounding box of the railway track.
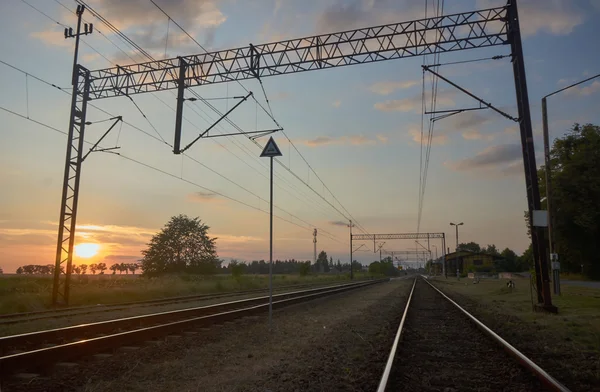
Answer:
[0,279,386,377]
[377,277,571,392]
[0,280,363,325]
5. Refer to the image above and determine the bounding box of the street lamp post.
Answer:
[450,222,463,278]
[542,73,600,295]
[348,220,354,280]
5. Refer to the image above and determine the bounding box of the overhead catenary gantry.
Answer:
[52,1,554,313]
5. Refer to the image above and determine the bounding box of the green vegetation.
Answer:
[141,214,220,276]
[368,257,400,276]
[534,123,600,279]
[0,273,369,315]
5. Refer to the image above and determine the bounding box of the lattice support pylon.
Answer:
[52,65,90,306]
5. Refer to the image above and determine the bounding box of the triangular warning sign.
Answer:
[260,137,283,157]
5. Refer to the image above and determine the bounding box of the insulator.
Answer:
[89,24,93,33]
[69,27,73,37]
[64,28,68,39]
[84,24,88,33]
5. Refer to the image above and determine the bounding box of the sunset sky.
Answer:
[1,0,599,273]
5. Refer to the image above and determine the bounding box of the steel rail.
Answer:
[423,279,571,392]
[0,280,377,351]
[0,279,386,376]
[376,277,417,392]
[0,280,369,324]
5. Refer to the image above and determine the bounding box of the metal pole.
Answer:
[442,235,446,278]
[455,225,459,278]
[542,97,560,295]
[269,156,273,330]
[349,220,353,280]
[508,0,555,311]
[173,58,186,154]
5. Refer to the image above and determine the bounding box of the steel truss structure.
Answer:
[52,1,554,312]
[352,233,446,274]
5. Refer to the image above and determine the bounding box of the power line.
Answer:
[37,0,359,234]
[0,58,169,146]
[0,56,348,244]
[0,102,348,246]
[147,0,368,233]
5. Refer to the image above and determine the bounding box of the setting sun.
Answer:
[74,243,100,258]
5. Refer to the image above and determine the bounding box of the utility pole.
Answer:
[377,242,385,262]
[541,73,600,295]
[313,228,318,272]
[52,5,93,306]
[508,0,556,312]
[348,220,354,279]
[450,222,463,279]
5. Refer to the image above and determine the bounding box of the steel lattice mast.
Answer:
[53,1,555,312]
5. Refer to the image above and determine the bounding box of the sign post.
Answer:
[260,137,282,330]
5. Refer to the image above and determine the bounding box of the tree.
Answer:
[80,264,88,275]
[536,124,600,279]
[316,250,329,272]
[458,242,481,253]
[110,264,118,274]
[336,259,342,272]
[229,260,246,280]
[482,244,500,256]
[97,262,107,274]
[298,261,310,276]
[128,263,138,275]
[90,263,98,274]
[16,267,23,274]
[141,215,219,276]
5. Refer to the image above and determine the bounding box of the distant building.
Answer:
[444,251,502,275]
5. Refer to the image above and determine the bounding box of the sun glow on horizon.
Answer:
[75,243,100,258]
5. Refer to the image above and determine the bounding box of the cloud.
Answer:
[302,134,388,147]
[187,191,224,203]
[447,144,522,171]
[90,0,225,31]
[102,254,140,263]
[273,92,290,101]
[593,0,600,11]
[478,0,585,37]
[408,129,448,145]
[447,112,498,141]
[214,234,263,243]
[564,80,600,97]
[30,29,71,48]
[315,0,424,34]
[374,91,455,113]
[329,221,348,226]
[369,80,418,95]
[31,0,226,59]
[332,100,342,108]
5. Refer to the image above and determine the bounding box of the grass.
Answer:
[0,273,370,315]
[433,277,600,350]
[560,272,593,281]
[431,276,600,389]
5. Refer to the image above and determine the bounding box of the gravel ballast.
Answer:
[2,277,413,392]
[388,279,543,391]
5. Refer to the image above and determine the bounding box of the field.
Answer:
[0,272,371,315]
[431,276,600,390]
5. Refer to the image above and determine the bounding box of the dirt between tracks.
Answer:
[388,280,543,392]
[1,277,413,392]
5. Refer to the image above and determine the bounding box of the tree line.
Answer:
[225,251,360,276]
[15,262,140,275]
[535,123,600,279]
